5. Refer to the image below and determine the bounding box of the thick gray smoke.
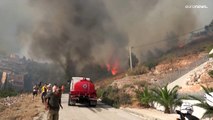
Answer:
[25,0,128,78]
[14,0,211,78]
[0,0,32,55]
[103,0,198,60]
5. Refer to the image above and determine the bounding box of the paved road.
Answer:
[57,94,143,120]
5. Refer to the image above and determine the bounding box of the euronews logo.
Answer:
[185,5,208,8]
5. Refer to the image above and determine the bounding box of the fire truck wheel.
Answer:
[68,94,75,106]
[68,95,71,106]
[68,100,75,106]
[89,101,97,107]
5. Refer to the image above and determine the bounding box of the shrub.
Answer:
[152,85,182,113]
[96,88,105,98]
[0,104,6,112]
[205,45,213,53]
[135,86,154,108]
[101,85,131,108]
[205,45,213,58]
[101,86,120,108]
[122,84,131,89]
[144,60,158,69]
[102,97,118,107]
[119,92,132,105]
[209,70,213,78]
[134,81,148,88]
[127,64,149,76]
[0,89,18,98]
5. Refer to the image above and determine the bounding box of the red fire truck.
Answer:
[68,77,97,107]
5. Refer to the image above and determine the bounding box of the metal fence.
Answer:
[158,55,209,86]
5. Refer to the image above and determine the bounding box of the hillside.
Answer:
[0,35,212,120]
[95,37,213,107]
[0,39,212,120]
[0,94,44,120]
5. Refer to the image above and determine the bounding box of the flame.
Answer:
[106,60,119,75]
[111,67,118,75]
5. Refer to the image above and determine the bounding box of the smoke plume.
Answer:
[17,0,206,78]
[103,0,198,60]
[25,0,128,78]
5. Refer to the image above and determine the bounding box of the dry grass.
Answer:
[0,93,45,120]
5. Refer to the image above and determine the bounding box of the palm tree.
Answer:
[152,84,182,113]
[136,86,154,108]
[190,85,213,118]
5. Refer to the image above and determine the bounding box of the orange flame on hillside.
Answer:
[106,60,119,75]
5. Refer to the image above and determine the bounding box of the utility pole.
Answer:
[129,46,133,71]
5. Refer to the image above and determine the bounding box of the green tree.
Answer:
[152,85,182,113]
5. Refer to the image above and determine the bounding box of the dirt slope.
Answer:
[0,93,45,120]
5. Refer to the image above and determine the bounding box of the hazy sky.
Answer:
[0,0,32,54]
[0,0,212,57]
[195,0,213,27]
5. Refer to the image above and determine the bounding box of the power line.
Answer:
[131,27,204,49]
[128,27,206,71]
